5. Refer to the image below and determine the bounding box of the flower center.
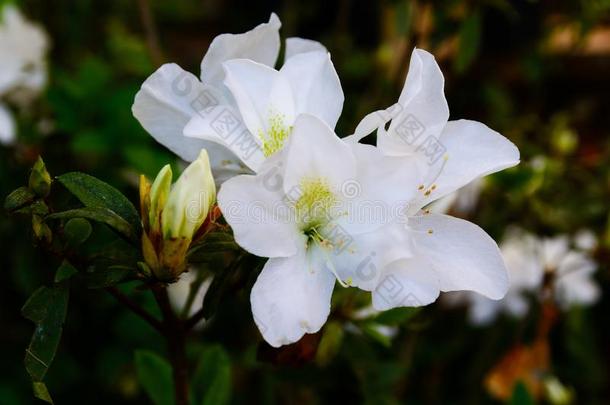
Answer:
[294,177,337,234]
[260,113,292,157]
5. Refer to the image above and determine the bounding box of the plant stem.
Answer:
[153,285,189,405]
[105,286,164,333]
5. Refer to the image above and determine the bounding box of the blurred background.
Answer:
[1,0,610,403]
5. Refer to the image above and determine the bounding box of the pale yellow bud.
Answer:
[149,164,172,235]
[162,150,216,240]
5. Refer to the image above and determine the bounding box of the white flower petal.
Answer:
[409,214,509,299]
[0,103,16,144]
[217,172,302,258]
[412,119,520,210]
[200,13,281,85]
[282,114,356,193]
[222,59,294,140]
[372,257,440,310]
[379,48,449,155]
[330,223,414,291]
[132,63,237,165]
[279,51,343,129]
[284,37,327,62]
[183,105,266,172]
[338,143,423,235]
[251,245,336,347]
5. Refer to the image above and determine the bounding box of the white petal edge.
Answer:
[217,173,301,258]
[409,214,509,300]
[251,245,336,347]
[200,13,281,85]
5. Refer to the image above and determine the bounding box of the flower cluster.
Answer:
[449,228,600,325]
[0,4,48,144]
[132,14,520,347]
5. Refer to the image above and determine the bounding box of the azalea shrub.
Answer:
[2,1,610,404]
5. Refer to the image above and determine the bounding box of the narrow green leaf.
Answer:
[54,260,78,283]
[57,172,141,233]
[32,382,53,404]
[21,284,69,382]
[134,350,174,405]
[4,186,36,212]
[47,207,136,242]
[192,345,231,405]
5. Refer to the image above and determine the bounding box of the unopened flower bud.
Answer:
[149,164,172,235]
[29,157,51,197]
[162,150,216,240]
[139,150,217,282]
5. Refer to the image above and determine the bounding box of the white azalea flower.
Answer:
[541,235,600,308]
[131,13,330,183]
[217,114,419,347]
[0,102,15,144]
[346,48,519,310]
[0,4,49,144]
[452,229,600,325]
[183,49,343,172]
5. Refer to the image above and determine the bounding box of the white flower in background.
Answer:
[541,234,600,309]
[450,229,600,325]
[574,228,597,252]
[167,270,213,329]
[0,4,49,144]
[183,49,343,171]
[345,48,519,310]
[132,13,330,184]
[218,114,420,347]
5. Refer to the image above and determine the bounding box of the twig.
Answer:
[152,285,189,405]
[105,286,163,333]
[137,0,163,66]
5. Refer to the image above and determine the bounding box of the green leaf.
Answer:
[21,284,69,382]
[4,187,36,212]
[192,345,231,405]
[56,172,141,234]
[454,10,481,73]
[361,323,392,348]
[83,265,135,288]
[47,207,136,243]
[373,307,420,326]
[510,381,536,405]
[134,350,174,405]
[63,218,92,246]
[315,321,344,367]
[32,382,53,404]
[54,261,78,283]
[188,232,240,262]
